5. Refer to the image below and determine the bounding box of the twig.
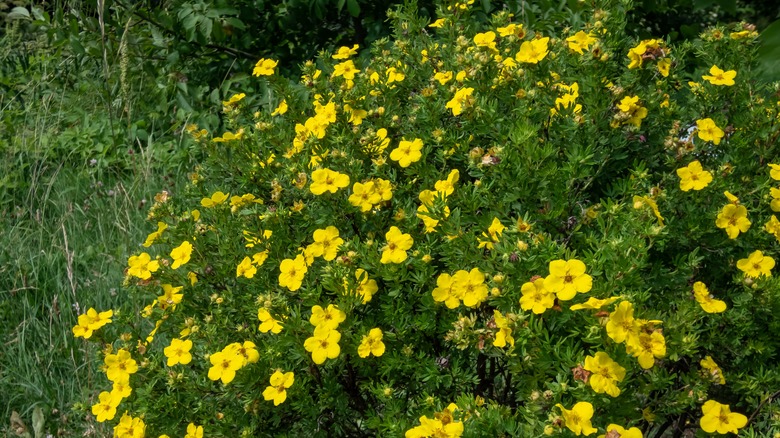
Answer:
[747,388,780,425]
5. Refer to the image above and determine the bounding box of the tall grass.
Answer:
[0,24,185,435]
[0,165,179,435]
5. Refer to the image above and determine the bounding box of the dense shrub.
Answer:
[73,0,780,436]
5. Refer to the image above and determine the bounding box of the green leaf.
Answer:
[7,6,31,20]
[31,408,44,438]
[757,19,780,83]
[346,0,361,17]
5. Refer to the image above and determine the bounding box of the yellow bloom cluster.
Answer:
[431,268,489,308]
[606,301,666,369]
[72,307,113,339]
[207,341,259,384]
[91,348,138,422]
[304,304,345,364]
[348,178,393,212]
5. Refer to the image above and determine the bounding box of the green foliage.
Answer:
[69,0,780,436]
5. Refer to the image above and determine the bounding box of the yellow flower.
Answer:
[230,193,262,210]
[310,304,346,331]
[627,39,663,69]
[332,44,359,60]
[278,255,308,291]
[143,221,168,247]
[258,308,283,334]
[583,352,626,397]
[212,129,244,142]
[555,402,597,436]
[91,391,120,422]
[310,226,344,261]
[452,268,488,308]
[355,269,378,303]
[715,204,751,239]
[236,256,257,279]
[700,400,747,434]
[616,95,648,128]
[771,187,780,212]
[428,18,446,28]
[632,195,665,225]
[606,301,637,344]
[434,71,453,85]
[566,31,597,54]
[170,240,193,270]
[201,191,229,208]
[82,307,113,330]
[543,259,592,301]
[163,338,193,366]
[736,250,775,278]
[676,160,713,191]
[221,92,245,108]
[569,296,620,311]
[310,168,350,195]
[207,349,243,384]
[381,226,414,264]
[332,60,360,80]
[516,37,550,63]
[519,278,555,314]
[358,328,386,358]
[657,58,671,77]
[349,181,381,212]
[696,118,725,145]
[492,310,514,348]
[253,251,269,266]
[434,169,460,197]
[473,31,497,51]
[597,425,643,438]
[769,163,780,180]
[184,423,203,438]
[765,215,780,241]
[72,314,95,339]
[478,217,505,250]
[405,415,464,438]
[113,412,145,438]
[626,331,666,369]
[227,340,260,366]
[345,104,368,125]
[104,349,138,382]
[253,58,278,76]
[445,87,474,116]
[271,99,288,116]
[127,252,160,280]
[702,65,737,86]
[692,282,727,313]
[432,273,460,309]
[700,355,726,384]
[110,377,132,401]
[262,370,294,405]
[497,23,523,38]
[304,328,341,364]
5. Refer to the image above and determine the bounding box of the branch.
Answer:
[113,0,257,60]
[747,388,780,425]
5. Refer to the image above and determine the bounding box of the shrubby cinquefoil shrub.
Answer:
[74,0,780,436]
